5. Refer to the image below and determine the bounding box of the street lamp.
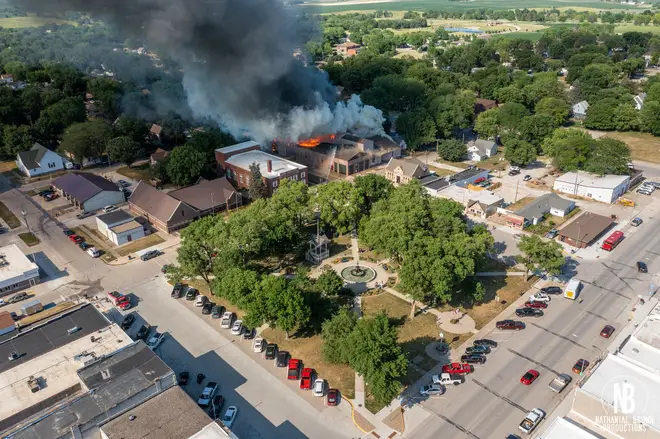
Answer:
[592,344,605,360]
[20,205,30,233]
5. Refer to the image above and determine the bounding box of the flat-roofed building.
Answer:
[0,244,40,297]
[553,171,630,204]
[538,417,601,439]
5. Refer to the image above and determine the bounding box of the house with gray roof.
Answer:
[634,92,647,110]
[467,139,497,161]
[384,157,428,185]
[572,100,590,119]
[16,143,70,177]
[506,193,575,230]
[52,172,125,212]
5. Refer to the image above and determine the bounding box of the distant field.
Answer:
[302,0,646,14]
[0,14,75,28]
[496,31,544,41]
[604,131,660,164]
[614,24,660,34]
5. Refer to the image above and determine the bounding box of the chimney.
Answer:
[267,160,272,173]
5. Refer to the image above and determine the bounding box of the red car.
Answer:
[520,369,539,385]
[442,362,474,375]
[572,359,590,374]
[117,296,131,310]
[287,359,301,380]
[524,301,548,309]
[69,235,83,244]
[300,368,314,390]
[326,388,340,406]
[107,291,125,305]
[496,320,525,331]
[600,325,615,338]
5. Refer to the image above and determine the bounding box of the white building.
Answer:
[16,143,70,177]
[467,139,497,161]
[96,210,146,246]
[537,417,600,439]
[52,172,125,212]
[0,244,40,297]
[634,93,647,111]
[572,100,589,119]
[553,171,630,204]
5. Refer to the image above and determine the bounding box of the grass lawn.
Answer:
[427,166,454,177]
[506,195,535,211]
[18,232,39,246]
[497,32,544,41]
[615,24,660,35]
[116,233,166,257]
[0,161,17,173]
[117,164,152,182]
[604,132,660,164]
[0,201,21,228]
[0,14,75,28]
[261,327,356,399]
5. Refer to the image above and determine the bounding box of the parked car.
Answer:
[209,394,225,418]
[242,328,256,340]
[460,354,487,364]
[202,303,213,315]
[473,339,498,348]
[69,235,83,244]
[432,373,465,386]
[515,308,544,318]
[529,292,551,303]
[76,211,94,219]
[185,287,198,301]
[198,382,218,407]
[222,406,238,428]
[326,388,340,406]
[264,343,277,360]
[118,180,131,188]
[79,242,91,250]
[86,246,100,257]
[178,371,190,386]
[63,229,74,236]
[313,379,325,396]
[541,286,562,295]
[276,351,289,367]
[508,169,520,176]
[231,320,244,336]
[120,313,135,330]
[220,311,234,329]
[136,324,151,340]
[572,359,590,374]
[300,367,314,389]
[524,301,548,309]
[7,292,29,304]
[419,383,446,396]
[496,320,525,330]
[118,296,132,310]
[523,175,531,181]
[146,332,166,350]
[520,369,540,385]
[171,283,185,298]
[44,193,59,201]
[637,261,648,273]
[253,337,265,353]
[637,188,652,195]
[195,295,208,307]
[103,205,117,213]
[38,189,54,197]
[211,305,225,319]
[545,229,558,239]
[465,345,491,355]
[442,362,474,375]
[122,189,132,197]
[631,217,643,227]
[600,325,615,338]
[140,250,161,261]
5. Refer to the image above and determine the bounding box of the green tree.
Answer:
[494,85,526,105]
[41,97,85,131]
[396,109,437,151]
[107,136,143,167]
[86,77,123,116]
[176,216,220,284]
[586,138,631,175]
[474,108,500,138]
[517,114,556,148]
[186,129,235,165]
[353,174,393,217]
[315,269,344,297]
[504,137,537,166]
[361,75,428,112]
[345,313,407,406]
[314,180,360,234]
[248,162,267,200]
[640,101,660,135]
[499,103,530,131]
[613,103,640,131]
[577,64,616,98]
[437,138,467,162]
[212,267,259,308]
[535,97,570,127]
[254,276,311,338]
[517,235,565,282]
[583,98,619,130]
[114,115,149,143]
[2,125,34,157]
[59,119,113,163]
[166,145,207,186]
[321,307,358,364]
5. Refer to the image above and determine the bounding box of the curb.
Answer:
[344,398,374,434]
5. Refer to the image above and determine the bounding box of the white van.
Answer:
[87,246,100,258]
[564,278,582,300]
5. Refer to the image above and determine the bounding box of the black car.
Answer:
[202,303,213,315]
[264,343,278,360]
[185,288,199,301]
[120,313,135,330]
[508,169,520,176]
[275,351,289,367]
[178,371,190,386]
[242,328,256,340]
[136,324,151,340]
[516,308,544,318]
[209,394,225,418]
[140,250,161,261]
[79,242,91,250]
[637,261,648,273]
[461,354,487,364]
[63,229,74,236]
[473,339,498,348]
[39,189,54,197]
[171,283,185,298]
[541,286,562,295]
[496,320,525,330]
[465,345,491,355]
[211,305,225,319]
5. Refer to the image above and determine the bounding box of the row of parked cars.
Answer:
[636,180,660,196]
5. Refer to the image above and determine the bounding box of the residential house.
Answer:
[217,141,307,197]
[96,210,146,245]
[467,139,497,162]
[384,157,428,185]
[557,212,614,248]
[505,193,575,230]
[52,172,125,212]
[572,100,589,119]
[128,181,199,233]
[634,92,647,110]
[336,41,361,57]
[150,124,162,142]
[465,191,503,218]
[168,177,243,215]
[474,98,497,115]
[16,143,70,177]
[150,148,169,165]
[553,171,630,204]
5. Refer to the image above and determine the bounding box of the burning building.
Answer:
[276,133,403,180]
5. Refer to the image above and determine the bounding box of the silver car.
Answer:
[419,383,446,396]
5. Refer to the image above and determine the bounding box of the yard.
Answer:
[115,233,166,257]
[18,232,39,246]
[117,164,152,182]
[505,195,535,211]
[604,132,660,164]
[0,201,21,229]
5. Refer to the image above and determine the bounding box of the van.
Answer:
[564,279,582,300]
[87,247,100,258]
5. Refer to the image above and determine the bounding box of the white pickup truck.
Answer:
[548,374,572,393]
[432,373,465,386]
[519,408,545,434]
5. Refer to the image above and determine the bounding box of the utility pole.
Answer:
[21,205,30,233]
[514,180,519,203]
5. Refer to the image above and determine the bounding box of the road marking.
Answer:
[507,348,562,376]
[583,309,608,321]
[418,404,481,439]
[527,322,588,349]
[471,379,528,413]
[580,279,632,300]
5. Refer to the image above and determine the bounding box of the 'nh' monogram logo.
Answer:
[613,383,635,414]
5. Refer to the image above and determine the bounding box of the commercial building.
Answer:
[52,172,125,212]
[556,212,614,248]
[465,191,503,218]
[384,157,429,185]
[422,167,490,197]
[0,244,40,297]
[538,417,600,439]
[16,143,70,177]
[169,177,243,216]
[505,193,575,230]
[217,141,307,197]
[553,171,630,204]
[96,210,146,246]
[129,182,199,233]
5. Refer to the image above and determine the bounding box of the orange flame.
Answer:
[297,134,337,148]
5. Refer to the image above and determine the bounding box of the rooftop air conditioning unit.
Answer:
[27,376,40,393]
